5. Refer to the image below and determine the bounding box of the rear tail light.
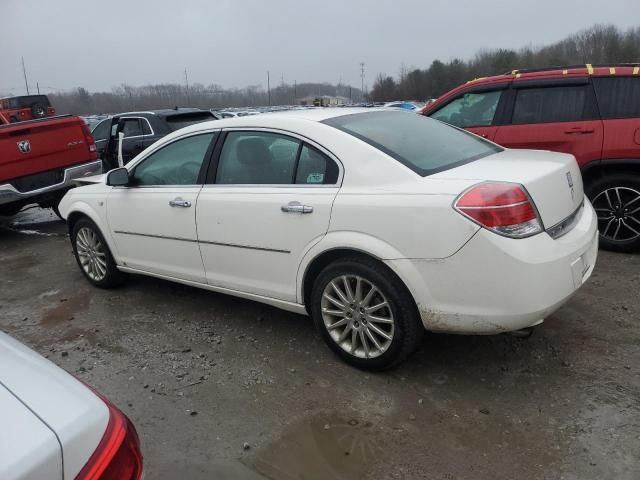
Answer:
[75,397,143,480]
[81,123,97,152]
[454,182,542,238]
[48,107,56,115]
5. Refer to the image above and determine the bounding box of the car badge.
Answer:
[17,140,31,154]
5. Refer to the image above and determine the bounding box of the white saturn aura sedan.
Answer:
[59,108,598,369]
[0,332,143,479]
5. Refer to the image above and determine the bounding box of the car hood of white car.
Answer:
[0,332,109,480]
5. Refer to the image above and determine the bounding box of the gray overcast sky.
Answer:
[2,0,638,95]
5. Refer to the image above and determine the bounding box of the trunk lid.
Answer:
[429,148,583,229]
[0,332,108,479]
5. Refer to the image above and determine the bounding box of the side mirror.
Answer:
[106,167,130,187]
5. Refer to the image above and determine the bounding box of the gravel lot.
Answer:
[1,208,639,480]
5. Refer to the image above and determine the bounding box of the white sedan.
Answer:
[0,332,143,479]
[59,108,598,369]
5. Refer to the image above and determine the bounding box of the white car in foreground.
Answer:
[59,108,598,369]
[0,332,143,479]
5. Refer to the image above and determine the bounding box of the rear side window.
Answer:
[512,85,598,124]
[431,90,502,127]
[592,77,640,119]
[121,118,143,137]
[165,112,215,131]
[324,111,502,176]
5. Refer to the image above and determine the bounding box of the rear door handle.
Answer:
[169,197,191,208]
[281,201,313,214]
[564,128,594,134]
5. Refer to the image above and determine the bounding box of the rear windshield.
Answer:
[3,95,51,109]
[165,112,216,131]
[323,111,502,176]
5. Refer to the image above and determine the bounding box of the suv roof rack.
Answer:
[505,63,640,75]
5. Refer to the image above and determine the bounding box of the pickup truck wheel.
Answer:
[0,203,23,217]
[9,116,19,123]
[311,257,424,370]
[587,175,640,253]
[72,218,125,288]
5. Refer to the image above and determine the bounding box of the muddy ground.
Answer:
[1,208,639,480]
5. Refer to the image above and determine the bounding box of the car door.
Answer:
[196,129,341,302]
[91,118,111,160]
[493,80,604,168]
[106,131,218,283]
[428,87,507,141]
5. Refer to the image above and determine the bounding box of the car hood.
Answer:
[0,332,108,479]
[72,172,106,185]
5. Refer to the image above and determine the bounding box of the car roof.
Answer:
[116,108,214,117]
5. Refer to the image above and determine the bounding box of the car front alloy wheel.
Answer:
[72,218,125,288]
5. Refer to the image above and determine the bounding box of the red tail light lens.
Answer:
[454,182,542,238]
[75,399,143,480]
[48,107,56,115]
[81,123,97,152]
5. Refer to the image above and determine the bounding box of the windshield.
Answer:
[165,112,216,131]
[323,110,502,176]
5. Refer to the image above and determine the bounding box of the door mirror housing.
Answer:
[106,167,130,187]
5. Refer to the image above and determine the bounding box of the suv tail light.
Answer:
[48,107,56,115]
[75,397,143,480]
[81,123,97,152]
[454,182,542,238]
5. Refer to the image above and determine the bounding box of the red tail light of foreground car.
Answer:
[75,396,143,480]
[454,182,543,238]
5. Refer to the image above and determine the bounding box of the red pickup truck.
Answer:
[0,112,102,217]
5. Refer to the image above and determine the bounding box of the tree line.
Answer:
[370,24,640,102]
[44,82,362,116]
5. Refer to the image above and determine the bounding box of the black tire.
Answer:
[31,103,47,118]
[9,116,19,123]
[0,203,23,217]
[586,174,640,253]
[311,256,424,370]
[71,217,125,288]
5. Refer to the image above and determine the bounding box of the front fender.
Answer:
[59,196,121,264]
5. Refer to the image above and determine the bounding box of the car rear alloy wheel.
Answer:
[72,218,125,288]
[76,227,108,282]
[321,275,395,359]
[312,257,423,370]
[588,175,640,252]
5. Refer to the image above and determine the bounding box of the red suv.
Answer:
[0,95,56,123]
[421,64,640,252]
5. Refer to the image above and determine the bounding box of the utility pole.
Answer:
[360,62,365,101]
[22,57,30,95]
[267,71,271,106]
[37,82,40,94]
[184,68,189,105]
[294,80,297,105]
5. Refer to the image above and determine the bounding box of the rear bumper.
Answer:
[0,160,102,206]
[387,197,599,334]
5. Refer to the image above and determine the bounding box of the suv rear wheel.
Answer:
[587,174,640,253]
[311,257,424,370]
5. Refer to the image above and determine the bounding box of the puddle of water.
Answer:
[248,413,384,480]
[41,295,90,326]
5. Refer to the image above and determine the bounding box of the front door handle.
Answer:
[169,197,191,208]
[281,201,313,214]
[564,128,595,134]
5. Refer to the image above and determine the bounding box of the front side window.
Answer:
[324,111,501,176]
[430,90,502,127]
[216,131,300,184]
[91,119,110,142]
[512,85,598,124]
[131,133,215,186]
[593,77,640,119]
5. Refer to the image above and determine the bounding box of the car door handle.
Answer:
[564,128,594,134]
[281,201,313,214]
[169,197,191,208]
